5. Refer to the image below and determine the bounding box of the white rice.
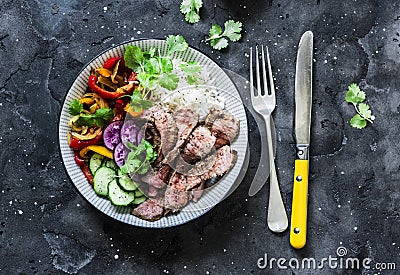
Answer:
[152,59,225,119]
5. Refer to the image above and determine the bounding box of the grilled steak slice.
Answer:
[169,172,203,191]
[173,108,199,148]
[141,165,170,188]
[201,145,238,180]
[190,181,205,202]
[164,186,188,212]
[142,105,178,154]
[182,126,216,163]
[132,199,164,221]
[205,108,240,148]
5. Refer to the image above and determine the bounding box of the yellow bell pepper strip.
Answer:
[71,127,102,141]
[79,145,113,159]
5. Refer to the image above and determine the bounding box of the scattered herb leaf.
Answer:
[180,0,203,24]
[345,83,374,129]
[206,20,243,50]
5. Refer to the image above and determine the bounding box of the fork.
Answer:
[249,45,288,233]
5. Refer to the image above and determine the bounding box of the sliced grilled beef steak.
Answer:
[132,199,164,221]
[142,105,178,153]
[190,181,205,202]
[182,126,216,163]
[205,108,240,148]
[169,172,203,191]
[201,145,238,180]
[173,108,199,148]
[164,186,188,212]
[141,165,170,188]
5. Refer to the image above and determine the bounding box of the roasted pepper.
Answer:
[81,164,94,185]
[79,145,113,159]
[74,151,85,166]
[88,75,129,100]
[103,57,121,70]
[69,131,103,150]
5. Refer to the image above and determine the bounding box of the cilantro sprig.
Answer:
[124,35,190,91]
[68,99,113,127]
[345,83,375,129]
[180,0,203,23]
[206,20,243,50]
[120,139,158,175]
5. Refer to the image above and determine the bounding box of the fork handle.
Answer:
[264,116,288,233]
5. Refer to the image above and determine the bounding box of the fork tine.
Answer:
[261,46,268,96]
[265,46,275,96]
[249,47,255,98]
[255,46,262,96]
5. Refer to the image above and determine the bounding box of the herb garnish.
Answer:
[69,99,113,127]
[124,35,191,91]
[345,83,375,129]
[120,139,158,175]
[206,20,243,50]
[180,0,203,24]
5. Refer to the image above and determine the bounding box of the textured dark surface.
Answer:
[1,0,399,274]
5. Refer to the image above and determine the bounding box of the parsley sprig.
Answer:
[206,20,243,50]
[345,83,375,129]
[180,0,203,24]
[69,99,113,127]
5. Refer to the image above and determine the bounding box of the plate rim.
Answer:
[58,38,248,228]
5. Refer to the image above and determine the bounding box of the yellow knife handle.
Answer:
[290,159,309,249]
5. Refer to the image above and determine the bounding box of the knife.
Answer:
[290,31,313,249]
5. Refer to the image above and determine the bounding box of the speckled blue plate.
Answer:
[59,39,248,227]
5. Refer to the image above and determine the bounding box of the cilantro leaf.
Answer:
[124,45,144,71]
[206,20,243,50]
[345,83,366,104]
[345,83,374,129]
[222,20,242,42]
[350,114,367,129]
[210,37,229,50]
[180,62,202,85]
[143,140,158,162]
[76,108,114,127]
[358,103,372,120]
[158,73,179,90]
[125,90,153,113]
[69,99,83,116]
[180,0,203,24]
[166,35,189,55]
[208,24,223,40]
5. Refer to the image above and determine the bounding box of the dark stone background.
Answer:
[0,0,399,274]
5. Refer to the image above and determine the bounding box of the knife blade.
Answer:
[290,31,313,249]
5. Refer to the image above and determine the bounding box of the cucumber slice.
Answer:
[89,153,104,175]
[117,169,138,191]
[108,180,135,206]
[104,159,118,171]
[134,189,144,197]
[93,167,115,196]
[132,196,147,205]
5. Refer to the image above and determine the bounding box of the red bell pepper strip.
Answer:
[81,164,94,185]
[88,75,128,100]
[103,57,121,70]
[69,131,103,150]
[74,151,85,166]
